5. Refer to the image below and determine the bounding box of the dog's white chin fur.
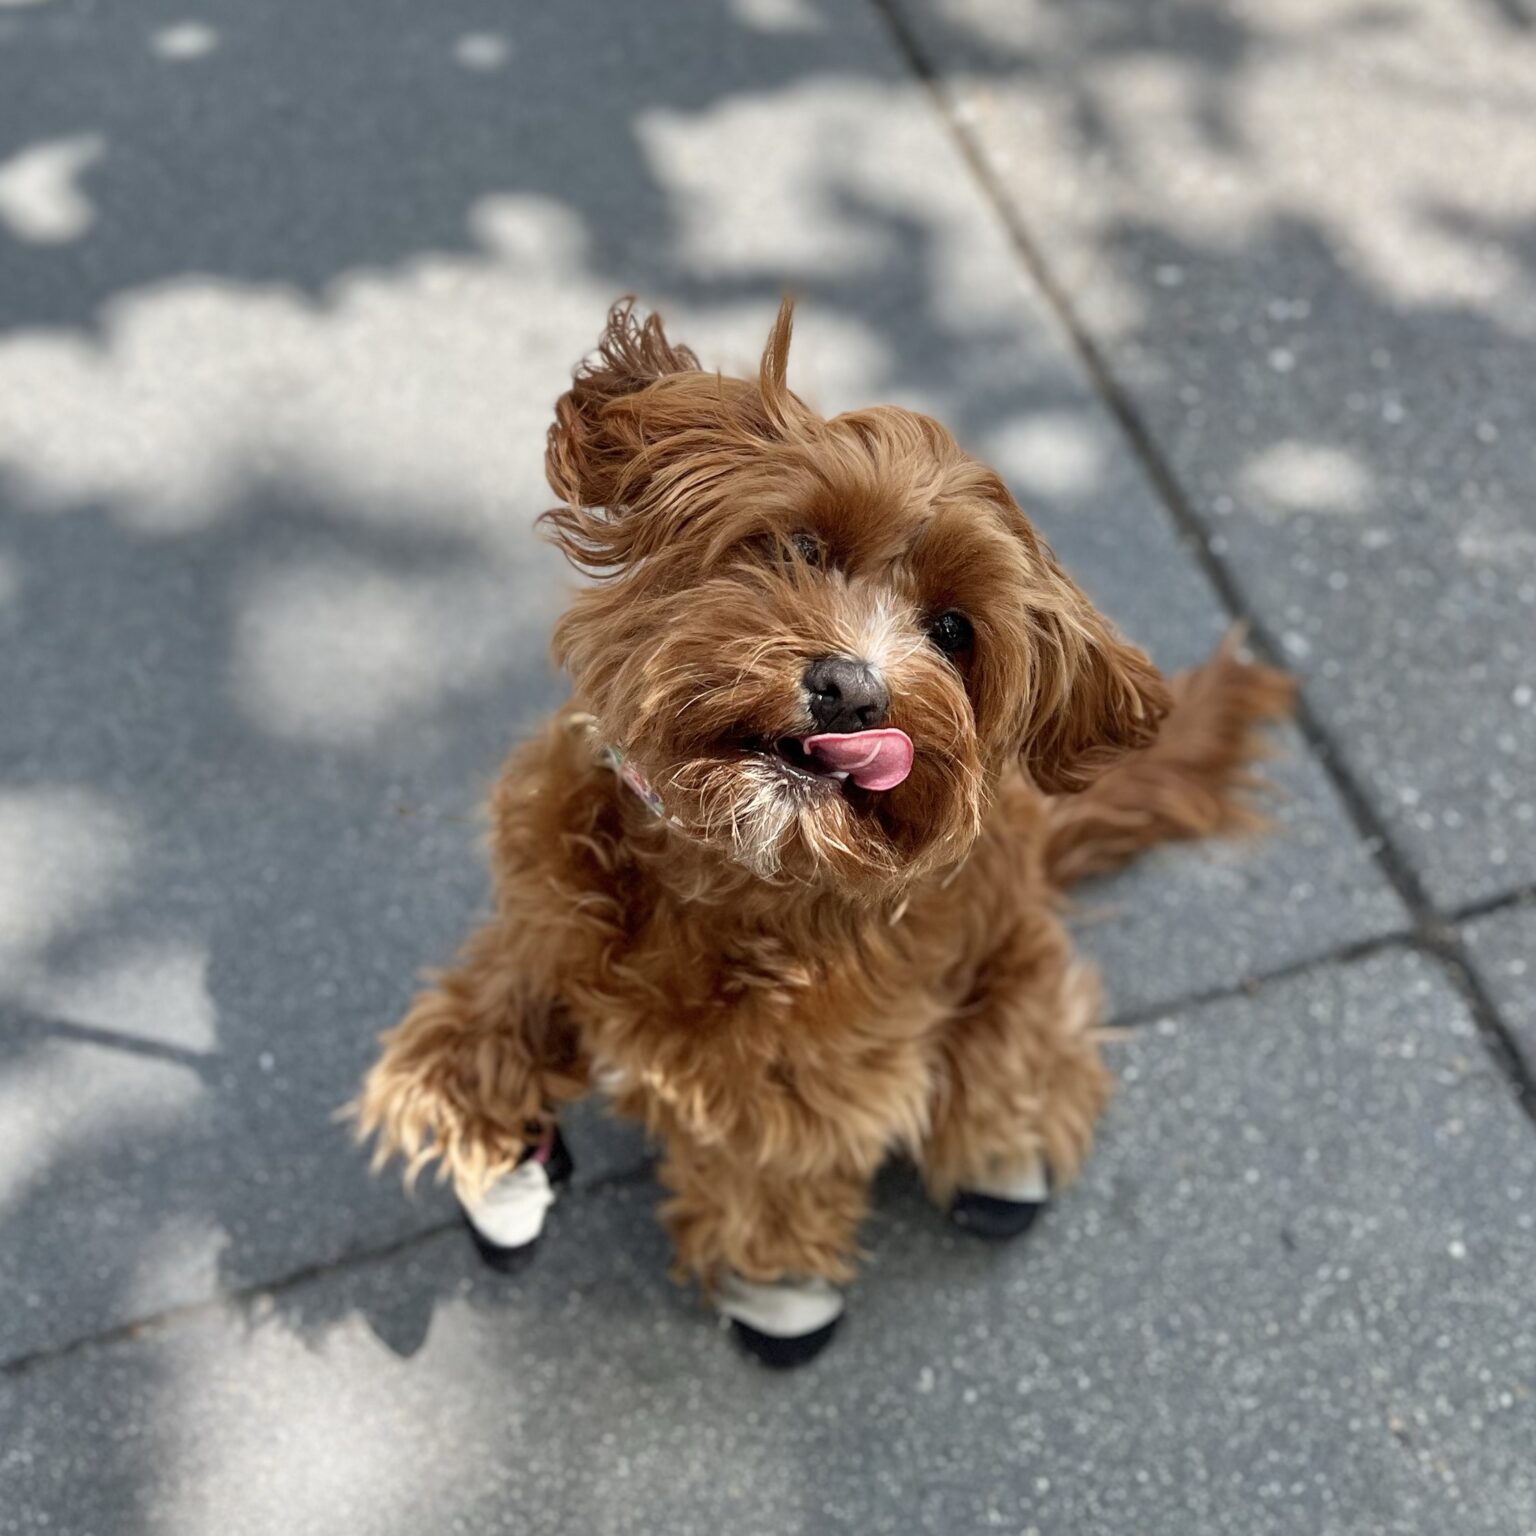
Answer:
[726,759,806,878]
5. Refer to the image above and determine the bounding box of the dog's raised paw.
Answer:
[459,1126,573,1272]
[716,1273,845,1368]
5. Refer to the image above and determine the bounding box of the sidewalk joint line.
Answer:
[1449,884,1536,926]
[1,1008,218,1078]
[0,1220,456,1381]
[1106,928,1411,1030]
[0,1155,657,1380]
[871,0,1536,1123]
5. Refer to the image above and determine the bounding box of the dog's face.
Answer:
[542,302,1169,896]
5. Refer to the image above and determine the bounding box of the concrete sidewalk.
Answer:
[1,2,1532,1532]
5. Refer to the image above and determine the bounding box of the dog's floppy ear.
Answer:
[544,297,701,513]
[1008,522,1172,795]
[1021,615,1171,794]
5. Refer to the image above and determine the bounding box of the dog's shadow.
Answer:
[308,1121,1029,1367]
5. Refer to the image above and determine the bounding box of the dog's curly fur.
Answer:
[354,300,1293,1292]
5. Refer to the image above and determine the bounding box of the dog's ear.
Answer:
[544,297,702,513]
[542,298,806,571]
[1020,614,1171,794]
[1008,522,1172,795]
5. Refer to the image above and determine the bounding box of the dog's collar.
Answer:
[597,742,669,821]
[569,713,668,820]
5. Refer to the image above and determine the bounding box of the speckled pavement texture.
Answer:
[1,2,1532,1533]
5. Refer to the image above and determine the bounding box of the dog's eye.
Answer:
[790,532,824,569]
[928,611,974,655]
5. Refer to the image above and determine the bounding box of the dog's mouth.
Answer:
[759,736,847,792]
[745,729,915,794]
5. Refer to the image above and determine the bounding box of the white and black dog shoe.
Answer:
[715,1272,846,1368]
[459,1127,573,1273]
[950,1159,1050,1241]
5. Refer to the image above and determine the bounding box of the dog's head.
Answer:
[542,300,1169,895]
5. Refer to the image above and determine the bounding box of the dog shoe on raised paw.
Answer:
[950,1159,1049,1241]
[716,1272,845,1368]
[459,1126,573,1273]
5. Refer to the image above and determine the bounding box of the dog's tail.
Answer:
[1042,629,1295,888]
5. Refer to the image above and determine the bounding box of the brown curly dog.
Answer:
[354,299,1291,1365]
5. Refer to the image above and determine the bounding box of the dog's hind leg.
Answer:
[658,1141,869,1367]
[921,913,1110,1239]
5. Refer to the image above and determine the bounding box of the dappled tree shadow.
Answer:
[889,0,1536,910]
[5,0,1533,1527]
[0,0,1147,1403]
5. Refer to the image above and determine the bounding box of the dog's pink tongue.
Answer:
[803,729,914,791]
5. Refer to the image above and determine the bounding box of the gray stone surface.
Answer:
[4,950,1534,1536]
[891,0,1536,914]
[1074,726,1408,1018]
[0,1000,647,1363]
[1462,903,1536,1066]
[0,0,1402,1365]
[1043,481,1409,1018]
[4,6,1531,1533]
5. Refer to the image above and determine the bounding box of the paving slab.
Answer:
[1,0,1398,1362]
[1073,727,1407,1019]
[890,0,1536,914]
[1461,902,1536,1066]
[4,948,1534,1536]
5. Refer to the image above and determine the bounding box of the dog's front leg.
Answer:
[352,917,589,1237]
[921,911,1111,1239]
[658,1138,868,1367]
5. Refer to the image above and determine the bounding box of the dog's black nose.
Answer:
[803,657,889,733]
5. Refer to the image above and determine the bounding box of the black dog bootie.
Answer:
[715,1272,845,1368]
[950,1159,1049,1241]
